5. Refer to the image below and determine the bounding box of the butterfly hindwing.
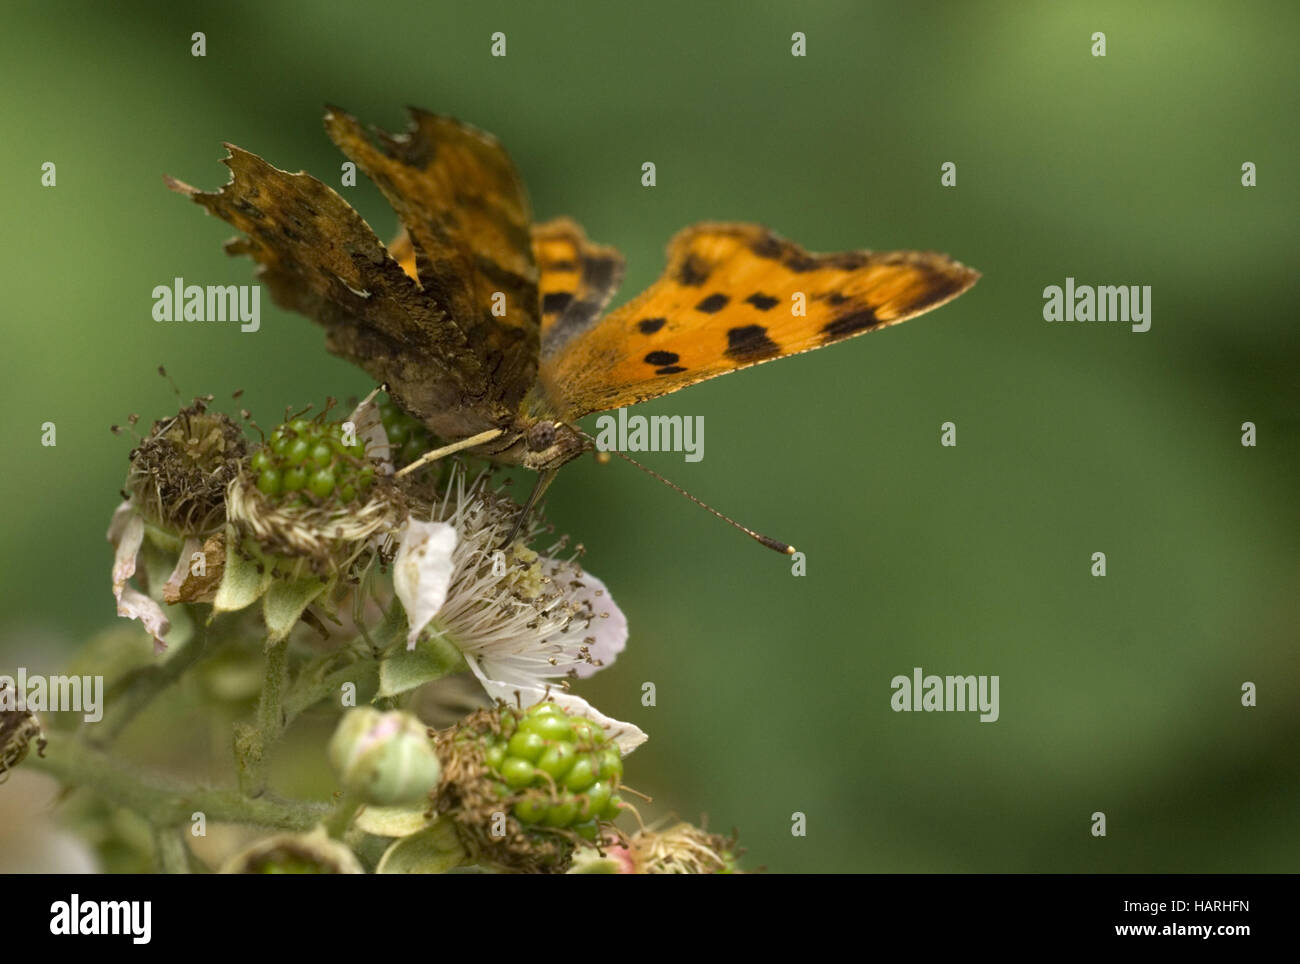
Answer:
[532,217,627,358]
[538,223,980,418]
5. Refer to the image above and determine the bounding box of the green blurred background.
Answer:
[2,1,1297,872]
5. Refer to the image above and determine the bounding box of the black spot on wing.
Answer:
[822,307,881,339]
[637,317,666,334]
[677,254,711,286]
[645,350,679,366]
[748,233,872,273]
[725,325,781,362]
[745,293,778,311]
[750,235,784,260]
[695,293,729,313]
[655,365,687,375]
[582,255,622,295]
[542,291,574,314]
[563,299,604,331]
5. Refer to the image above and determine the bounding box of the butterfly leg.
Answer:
[394,428,505,478]
[499,468,559,549]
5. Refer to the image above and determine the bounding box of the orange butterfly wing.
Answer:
[538,223,980,419]
[531,217,626,355]
[392,216,625,356]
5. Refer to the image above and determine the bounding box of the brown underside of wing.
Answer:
[323,107,539,414]
[164,148,504,439]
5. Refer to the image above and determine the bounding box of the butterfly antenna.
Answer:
[569,427,796,556]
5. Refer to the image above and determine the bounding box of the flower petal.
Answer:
[118,587,171,654]
[106,499,135,544]
[546,568,627,679]
[111,511,144,599]
[392,519,458,649]
[346,395,393,475]
[465,657,647,756]
[109,505,170,651]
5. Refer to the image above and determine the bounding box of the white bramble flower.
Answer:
[392,472,643,753]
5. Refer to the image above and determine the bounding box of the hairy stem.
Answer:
[27,732,327,830]
[93,609,215,746]
[154,826,193,873]
[323,791,363,839]
[237,637,289,796]
[283,659,380,727]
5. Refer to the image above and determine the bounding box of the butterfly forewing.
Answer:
[538,223,980,418]
[164,147,496,440]
[323,107,540,414]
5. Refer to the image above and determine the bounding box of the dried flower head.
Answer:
[125,399,245,537]
[0,682,46,783]
[627,821,743,874]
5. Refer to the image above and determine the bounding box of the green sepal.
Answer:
[212,525,273,614]
[377,623,466,698]
[263,575,330,643]
[375,817,466,874]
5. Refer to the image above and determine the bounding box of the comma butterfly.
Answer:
[167,107,979,549]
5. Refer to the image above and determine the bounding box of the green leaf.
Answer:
[376,626,466,698]
[212,525,272,614]
[263,575,329,642]
[375,817,466,874]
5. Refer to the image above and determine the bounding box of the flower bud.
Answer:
[328,708,442,806]
[219,828,363,874]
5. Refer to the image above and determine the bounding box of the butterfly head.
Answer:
[505,417,589,472]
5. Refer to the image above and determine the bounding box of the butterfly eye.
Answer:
[526,421,557,452]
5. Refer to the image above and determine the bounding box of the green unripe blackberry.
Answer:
[483,703,624,831]
[435,701,631,873]
[378,397,437,469]
[250,417,371,508]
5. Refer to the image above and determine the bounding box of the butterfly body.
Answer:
[169,107,979,480]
